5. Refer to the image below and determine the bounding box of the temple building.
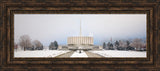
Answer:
[67,20,94,50]
[67,36,93,46]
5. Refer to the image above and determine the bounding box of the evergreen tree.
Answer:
[115,41,119,49]
[107,42,111,48]
[103,42,106,49]
[49,41,58,50]
[126,40,130,47]
[49,42,54,50]
[53,41,58,49]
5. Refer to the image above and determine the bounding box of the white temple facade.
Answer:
[67,36,93,46]
[67,19,94,48]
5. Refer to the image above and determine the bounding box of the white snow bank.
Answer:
[89,50,146,58]
[14,50,70,58]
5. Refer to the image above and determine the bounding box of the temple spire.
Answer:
[80,19,82,36]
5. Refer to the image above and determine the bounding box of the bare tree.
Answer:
[130,38,143,50]
[32,40,43,50]
[14,43,18,51]
[33,40,42,47]
[19,35,32,51]
[117,40,126,50]
[119,40,127,48]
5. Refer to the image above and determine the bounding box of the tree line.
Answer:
[103,38,146,51]
[14,35,59,51]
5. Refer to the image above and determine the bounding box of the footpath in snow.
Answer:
[70,50,88,58]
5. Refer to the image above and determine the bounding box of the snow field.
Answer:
[14,49,146,58]
[89,50,146,58]
[14,50,70,58]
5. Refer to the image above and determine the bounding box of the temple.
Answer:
[67,20,94,50]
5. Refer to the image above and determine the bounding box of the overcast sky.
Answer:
[14,14,146,46]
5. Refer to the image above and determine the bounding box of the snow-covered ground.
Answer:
[14,49,146,58]
[89,50,146,58]
[14,50,70,58]
[70,50,88,58]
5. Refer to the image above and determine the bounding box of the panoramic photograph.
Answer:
[14,14,147,58]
